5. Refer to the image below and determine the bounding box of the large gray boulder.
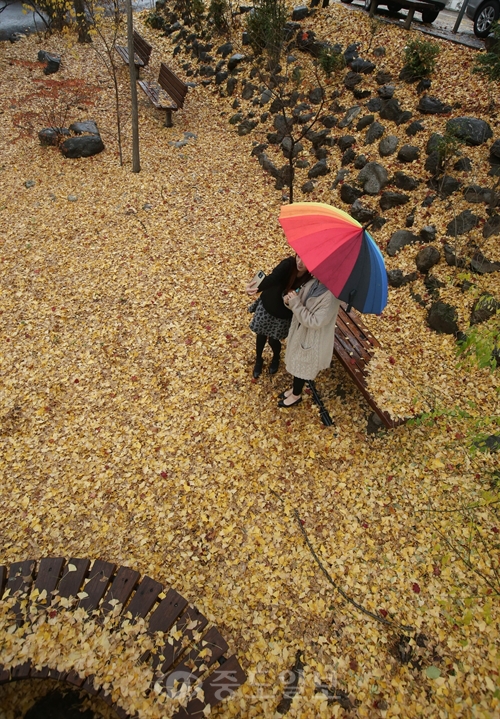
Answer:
[446,210,480,236]
[386,230,419,256]
[60,135,104,158]
[357,162,388,194]
[446,117,493,146]
[416,246,441,273]
[427,302,459,335]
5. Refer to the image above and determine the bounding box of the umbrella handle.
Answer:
[346,289,356,314]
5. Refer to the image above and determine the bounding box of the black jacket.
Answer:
[259,256,297,320]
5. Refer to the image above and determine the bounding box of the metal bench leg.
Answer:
[164,109,173,128]
[404,8,414,28]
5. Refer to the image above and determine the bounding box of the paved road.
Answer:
[332,0,484,49]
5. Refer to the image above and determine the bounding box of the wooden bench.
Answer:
[116,30,153,79]
[368,0,440,28]
[333,304,402,429]
[138,62,188,127]
[0,557,246,718]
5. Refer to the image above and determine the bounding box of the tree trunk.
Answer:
[126,0,140,172]
[74,0,92,43]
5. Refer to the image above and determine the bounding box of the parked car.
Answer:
[340,0,446,24]
[466,0,500,37]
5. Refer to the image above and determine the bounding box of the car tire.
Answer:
[340,0,353,4]
[421,9,439,22]
[474,0,500,36]
[387,2,402,11]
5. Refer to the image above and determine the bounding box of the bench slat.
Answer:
[79,559,116,612]
[125,575,163,619]
[58,558,90,599]
[172,654,246,718]
[148,587,188,634]
[164,626,228,687]
[0,567,6,598]
[101,566,140,616]
[157,606,209,674]
[159,63,187,109]
[34,556,65,603]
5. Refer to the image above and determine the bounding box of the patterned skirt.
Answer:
[249,298,291,341]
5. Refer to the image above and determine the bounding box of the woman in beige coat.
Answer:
[279,260,341,408]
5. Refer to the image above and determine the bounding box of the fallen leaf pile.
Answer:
[0,3,499,717]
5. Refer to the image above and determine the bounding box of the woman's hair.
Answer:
[285,256,311,293]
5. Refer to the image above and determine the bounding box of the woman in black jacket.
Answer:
[246,255,311,378]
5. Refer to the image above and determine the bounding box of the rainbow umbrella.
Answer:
[279,202,388,314]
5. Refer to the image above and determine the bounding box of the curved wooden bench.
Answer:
[0,558,246,718]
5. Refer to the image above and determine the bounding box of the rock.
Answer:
[422,194,436,208]
[350,58,375,74]
[200,64,215,77]
[470,293,500,324]
[342,148,356,166]
[406,213,414,227]
[379,98,404,122]
[416,78,432,93]
[463,184,498,206]
[281,137,303,159]
[446,210,480,236]
[443,243,467,268]
[426,133,443,154]
[379,135,398,157]
[424,274,445,294]
[297,112,315,124]
[490,138,500,160]
[417,95,452,114]
[258,152,282,179]
[321,115,337,128]
[292,4,309,20]
[24,180,36,188]
[446,117,493,148]
[338,135,355,152]
[354,154,367,169]
[406,120,424,137]
[340,183,363,204]
[339,105,362,129]
[331,168,349,188]
[371,217,387,232]
[366,97,382,112]
[386,230,419,256]
[283,21,301,41]
[237,119,258,135]
[226,77,237,95]
[350,199,375,222]
[397,145,419,163]
[251,143,268,156]
[356,115,374,131]
[420,225,437,243]
[397,110,413,126]
[470,250,500,274]
[367,412,384,435]
[217,42,233,57]
[38,128,65,146]
[428,174,461,198]
[314,147,329,160]
[273,114,294,137]
[378,84,394,99]
[308,159,330,178]
[306,128,332,147]
[67,194,77,202]
[296,159,310,169]
[216,71,228,85]
[454,157,472,172]
[416,245,441,273]
[309,87,324,105]
[344,42,360,64]
[376,70,392,85]
[387,269,405,287]
[38,50,61,74]
[474,434,500,452]
[427,302,459,335]
[227,53,245,71]
[483,215,500,239]
[301,180,315,193]
[60,135,104,158]
[424,151,442,175]
[357,162,388,195]
[69,121,99,135]
[344,71,362,90]
[380,191,409,211]
[229,112,243,125]
[373,46,386,57]
[241,82,256,100]
[365,121,385,145]
[394,171,419,191]
[399,64,419,82]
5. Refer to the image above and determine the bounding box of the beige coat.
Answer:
[285,279,340,381]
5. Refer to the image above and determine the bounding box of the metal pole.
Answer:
[452,0,470,34]
[126,0,140,172]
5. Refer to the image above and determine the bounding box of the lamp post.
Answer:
[126,0,140,172]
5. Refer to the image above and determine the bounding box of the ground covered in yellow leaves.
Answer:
[0,3,499,717]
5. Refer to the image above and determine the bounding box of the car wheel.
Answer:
[474,0,500,36]
[421,9,439,22]
[387,2,402,11]
[340,0,353,4]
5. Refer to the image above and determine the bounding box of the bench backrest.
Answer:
[133,30,152,66]
[158,62,188,109]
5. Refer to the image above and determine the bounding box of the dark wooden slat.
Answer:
[101,566,140,615]
[125,575,163,620]
[159,63,187,109]
[12,661,31,679]
[34,557,65,604]
[30,666,50,679]
[58,558,90,599]
[0,566,7,598]
[79,560,116,612]
[82,675,100,695]
[6,560,36,595]
[157,606,209,674]
[148,588,188,634]
[172,655,246,719]
[66,670,85,686]
[0,665,10,684]
[164,626,228,686]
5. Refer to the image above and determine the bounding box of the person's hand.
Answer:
[246,281,258,296]
[283,291,295,306]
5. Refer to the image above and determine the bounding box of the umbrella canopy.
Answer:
[279,202,388,314]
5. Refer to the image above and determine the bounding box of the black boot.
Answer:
[253,358,263,379]
[269,354,280,375]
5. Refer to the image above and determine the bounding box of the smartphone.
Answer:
[251,270,266,288]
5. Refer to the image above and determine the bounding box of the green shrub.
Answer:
[318,46,346,77]
[208,0,229,31]
[403,38,440,78]
[246,0,287,63]
[473,22,500,82]
[457,315,500,370]
[145,11,167,30]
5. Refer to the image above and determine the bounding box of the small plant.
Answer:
[457,315,500,371]
[208,0,229,31]
[246,0,287,64]
[403,38,440,78]
[318,46,346,77]
[473,22,500,82]
[145,10,167,30]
